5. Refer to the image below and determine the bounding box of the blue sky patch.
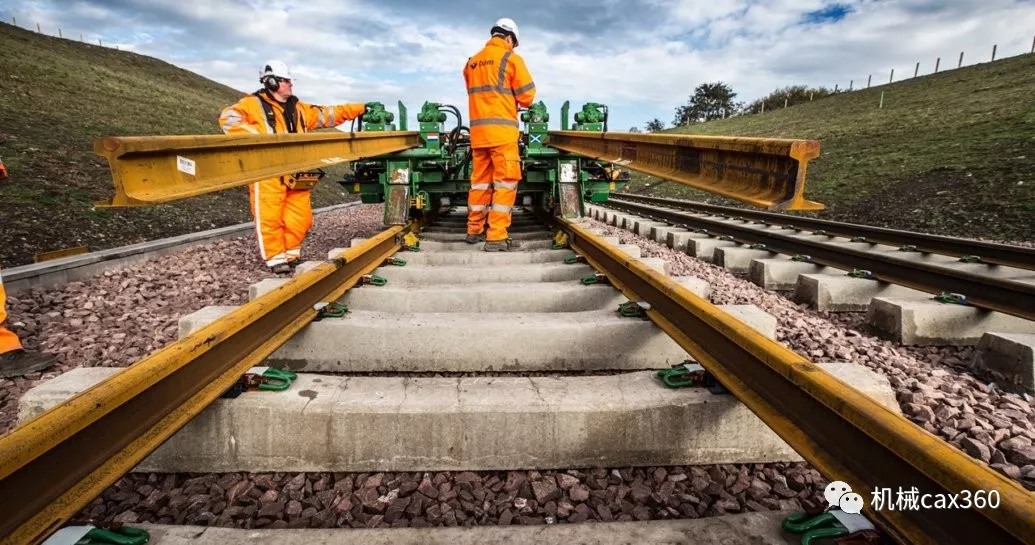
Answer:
[801,3,854,25]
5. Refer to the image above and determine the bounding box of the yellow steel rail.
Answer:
[554,217,1035,545]
[0,226,406,545]
[547,131,823,211]
[93,131,422,206]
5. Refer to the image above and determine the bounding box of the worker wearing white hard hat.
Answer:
[463,18,537,251]
[219,60,375,273]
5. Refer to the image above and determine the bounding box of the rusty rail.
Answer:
[612,193,1035,271]
[547,131,823,211]
[606,198,1035,321]
[94,131,421,206]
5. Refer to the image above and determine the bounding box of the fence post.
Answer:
[784,97,788,108]
[849,80,853,91]
[867,74,871,88]
[1031,34,1034,54]
[889,69,894,83]
[958,51,964,68]
[834,84,839,93]
[879,91,885,109]
[36,22,40,33]
[810,91,814,101]
[99,38,103,46]
[761,102,765,114]
[991,44,997,61]
[914,62,919,77]
[58,28,62,38]
[935,57,940,73]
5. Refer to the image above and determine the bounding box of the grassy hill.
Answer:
[632,52,1035,242]
[0,22,354,268]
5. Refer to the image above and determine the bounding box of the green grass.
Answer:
[629,52,1035,241]
[0,22,354,267]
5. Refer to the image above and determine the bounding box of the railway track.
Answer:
[606,194,1035,323]
[2,206,1035,545]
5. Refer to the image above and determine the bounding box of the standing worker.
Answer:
[1,269,55,377]
[219,61,374,273]
[463,18,537,251]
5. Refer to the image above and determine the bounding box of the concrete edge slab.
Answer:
[136,512,802,545]
[19,363,897,472]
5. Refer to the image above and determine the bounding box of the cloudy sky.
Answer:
[3,0,1034,132]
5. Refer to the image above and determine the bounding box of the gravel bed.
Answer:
[588,219,1035,490]
[0,204,386,436]
[81,464,827,529]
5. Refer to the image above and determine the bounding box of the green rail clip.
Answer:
[315,301,349,319]
[717,235,734,241]
[959,255,983,263]
[847,269,874,279]
[581,273,609,286]
[813,230,827,236]
[898,245,918,252]
[362,274,388,286]
[934,292,968,306]
[749,243,768,250]
[74,526,151,545]
[694,228,710,234]
[384,257,407,266]
[617,301,651,319]
[792,254,813,263]
[850,236,869,243]
[564,255,585,265]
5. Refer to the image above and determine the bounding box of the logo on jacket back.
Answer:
[469,59,495,70]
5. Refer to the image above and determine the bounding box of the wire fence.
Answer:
[751,33,1035,115]
[7,16,122,50]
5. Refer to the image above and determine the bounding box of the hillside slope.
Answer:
[635,52,1035,241]
[0,22,354,268]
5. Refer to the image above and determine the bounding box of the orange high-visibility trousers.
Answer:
[467,141,522,241]
[249,178,313,267]
[0,267,23,354]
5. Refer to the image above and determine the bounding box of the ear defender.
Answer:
[263,76,280,93]
[261,65,279,93]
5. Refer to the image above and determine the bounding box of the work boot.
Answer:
[270,263,292,275]
[465,233,485,244]
[287,259,306,268]
[0,349,56,378]
[483,238,522,252]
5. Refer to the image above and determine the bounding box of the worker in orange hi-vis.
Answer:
[0,267,56,377]
[463,17,536,252]
[219,60,374,274]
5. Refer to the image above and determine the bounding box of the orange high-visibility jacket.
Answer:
[464,36,536,148]
[219,91,366,136]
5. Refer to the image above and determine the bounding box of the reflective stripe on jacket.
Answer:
[219,91,366,135]
[463,37,536,148]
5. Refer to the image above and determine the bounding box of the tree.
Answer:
[743,85,834,114]
[673,82,742,126]
[645,119,665,132]
[628,126,642,132]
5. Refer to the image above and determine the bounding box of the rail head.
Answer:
[552,216,1035,545]
[94,131,422,207]
[546,131,824,211]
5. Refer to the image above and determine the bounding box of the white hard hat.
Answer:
[260,60,292,81]
[492,17,520,46]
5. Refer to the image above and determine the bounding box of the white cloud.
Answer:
[3,0,1033,131]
